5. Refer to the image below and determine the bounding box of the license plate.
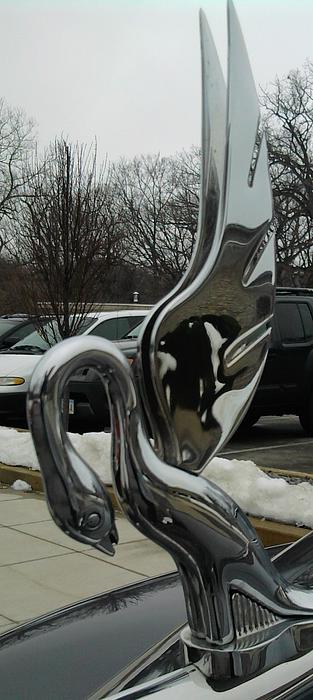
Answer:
[61,398,75,414]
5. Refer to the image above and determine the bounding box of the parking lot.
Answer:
[222,415,313,474]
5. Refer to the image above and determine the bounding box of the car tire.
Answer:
[299,400,313,436]
[236,412,260,432]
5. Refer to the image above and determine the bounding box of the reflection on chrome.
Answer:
[26,0,313,691]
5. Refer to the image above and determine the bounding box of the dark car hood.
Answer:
[0,572,185,700]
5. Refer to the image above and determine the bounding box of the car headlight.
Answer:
[0,377,25,386]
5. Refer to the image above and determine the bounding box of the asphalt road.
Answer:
[223,415,313,474]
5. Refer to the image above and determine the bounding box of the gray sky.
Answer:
[0,0,312,162]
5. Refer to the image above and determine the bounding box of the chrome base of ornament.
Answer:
[182,617,313,681]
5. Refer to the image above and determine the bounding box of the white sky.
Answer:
[0,0,312,162]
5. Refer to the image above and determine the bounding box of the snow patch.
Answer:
[203,457,313,529]
[0,426,112,483]
[0,426,313,529]
[11,479,32,492]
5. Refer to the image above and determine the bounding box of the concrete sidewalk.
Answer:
[0,486,174,634]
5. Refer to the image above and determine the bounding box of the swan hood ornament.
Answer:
[27,0,313,688]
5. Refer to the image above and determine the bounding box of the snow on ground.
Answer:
[11,479,32,492]
[0,426,313,529]
[202,458,313,529]
[0,426,111,481]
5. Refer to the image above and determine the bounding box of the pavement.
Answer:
[0,414,312,634]
[0,486,174,634]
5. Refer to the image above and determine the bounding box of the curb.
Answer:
[0,462,311,547]
[0,463,43,492]
[0,461,122,505]
[261,466,313,481]
[249,517,310,546]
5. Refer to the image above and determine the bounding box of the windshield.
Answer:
[0,319,18,335]
[9,316,97,353]
[122,322,143,340]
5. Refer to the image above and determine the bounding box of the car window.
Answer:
[11,324,60,351]
[87,316,145,341]
[10,316,97,352]
[0,319,17,335]
[0,322,37,349]
[122,321,143,339]
[117,316,144,339]
[88,317,118,340]
[298,303,313,339]
[276,303,305,342]
[8,322,36,340]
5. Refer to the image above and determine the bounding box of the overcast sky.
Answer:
[0,0,312,162]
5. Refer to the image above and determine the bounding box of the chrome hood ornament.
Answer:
[27,0,313,687]
[138,4,274,473]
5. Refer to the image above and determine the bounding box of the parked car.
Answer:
[0,316,42,351]
[0,309,149,423]
[242,287,313,434]
[68,321,141,427]
[69,288,313,435]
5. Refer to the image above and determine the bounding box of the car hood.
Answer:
[0,353,41,378]
[0,572,185,700]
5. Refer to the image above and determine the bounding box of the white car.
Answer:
[0,310,148,424]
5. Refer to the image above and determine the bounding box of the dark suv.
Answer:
[243,287,313,434]
[68,321,143,429]
[69,289,313,434]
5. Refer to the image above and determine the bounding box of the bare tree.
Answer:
[0,98,35,255]
[165,147,200,273]
[261,63,313,284]
[113,150,199,287]
[10,139,121,339]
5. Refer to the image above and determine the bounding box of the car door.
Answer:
[254,312,283,409]
[272,300,309,409]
